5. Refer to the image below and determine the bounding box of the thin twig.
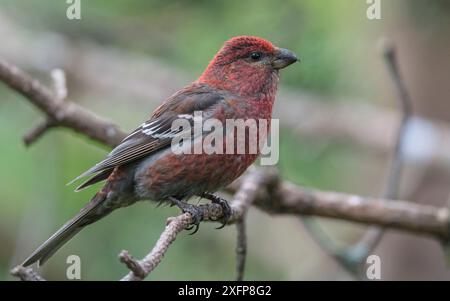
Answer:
[0,59,125,148]
[235,219,247,281]
[120,214,191,281]
[23,118,56,146]
[300,39,413,277]
[22,69,68,146]
[118,250,146,279]
[340,39,413,270]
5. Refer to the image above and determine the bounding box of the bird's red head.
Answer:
[198,36,298,97]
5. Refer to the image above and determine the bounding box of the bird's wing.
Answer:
[70,84,227,190]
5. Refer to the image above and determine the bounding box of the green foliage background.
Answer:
[1,0,446,280]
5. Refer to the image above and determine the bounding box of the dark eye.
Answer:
[249,52,262,61]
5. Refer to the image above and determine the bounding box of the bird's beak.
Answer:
[272,48,299,69]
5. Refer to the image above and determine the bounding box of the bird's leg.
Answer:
[167,196,203,235]
[201,193,232,229]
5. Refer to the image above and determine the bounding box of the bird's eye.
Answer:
[249,52,262,61]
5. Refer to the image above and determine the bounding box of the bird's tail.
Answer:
[22,192,110,267]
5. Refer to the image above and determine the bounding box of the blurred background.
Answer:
[1,0,450,280]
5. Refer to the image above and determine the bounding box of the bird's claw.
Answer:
[185,223,199,235]
[168,197,203,235]
[184,205,203,235]
[202,193,232,229]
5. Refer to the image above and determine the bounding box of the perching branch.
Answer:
[119,167,278,281]
[119,213,192,281]
[2,58,450,281]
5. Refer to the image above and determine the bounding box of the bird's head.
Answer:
[198,36,298,96]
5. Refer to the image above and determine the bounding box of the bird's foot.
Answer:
[168,197,203,235]
[201,193,232,229]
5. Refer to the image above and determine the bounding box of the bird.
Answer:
[22,36,298,267]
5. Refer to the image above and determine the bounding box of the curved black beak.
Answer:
[272,48,298,69]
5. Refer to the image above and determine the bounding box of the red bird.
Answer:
[22,36,298,267]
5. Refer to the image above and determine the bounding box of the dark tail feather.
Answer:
[75,169,113,192]
[22,193,107,267]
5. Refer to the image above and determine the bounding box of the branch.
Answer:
[0,59,125,148]
[21,69,69,145]
[22,118,56,146]
[119,168,278,281]
[300,39,413,276]
[235,219,247,281]
[340,38,413,268]
[265,180,450,240]
[120,213,192,281]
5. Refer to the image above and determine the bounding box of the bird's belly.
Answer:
[134,148,258,202]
